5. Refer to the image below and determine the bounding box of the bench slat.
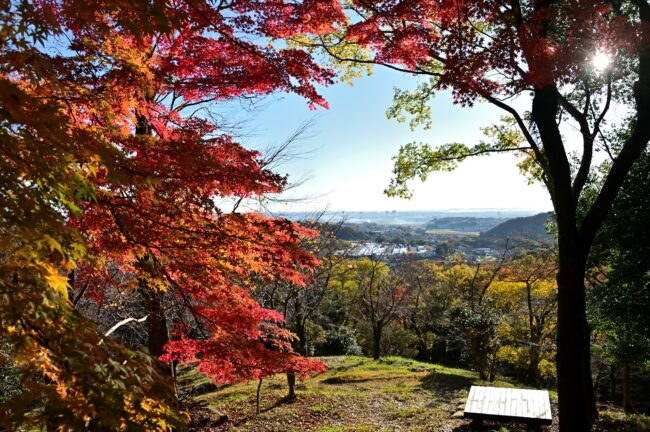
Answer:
[463,386,552,425]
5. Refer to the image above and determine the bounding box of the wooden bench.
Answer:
[463,386,552,428]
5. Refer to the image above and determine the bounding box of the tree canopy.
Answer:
[298,1,650,430]
[0,1,345,429]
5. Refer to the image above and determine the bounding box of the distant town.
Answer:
[286,210,554,263]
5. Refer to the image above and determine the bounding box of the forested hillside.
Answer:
[483,213,553,240]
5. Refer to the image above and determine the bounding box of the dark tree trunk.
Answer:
[410,321,430,362]
[525,41,650,428]
[609,364,616,401]
[555,248,596,431]
[623,364,632,413]
[372,325,382,360]
[532,85,598,432]
[256,379,263,414]
[417,338,429,362]
[134,106,169,360]
[286,372,296,400]
[294,301,307,356]
[139,285,169,358]
[527,346,541,387]
[287,301,303,400]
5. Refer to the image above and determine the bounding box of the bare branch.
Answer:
[99,315,148,345]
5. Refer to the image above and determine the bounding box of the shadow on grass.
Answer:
[418,370,475,399]
[451,421,552,432]
[326,359,367,373]
[450,423,481,432]
[229,394,298,427]
[321,375,374,384]
[450,422,527,432]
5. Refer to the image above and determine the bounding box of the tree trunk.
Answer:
[623,364,632,413]
[294,301,307,356]
[287,301,303,400]
[135,253,169,358]
[555,251,596,431]
[609,364,616,401]
[417,337,429,362]
[286,372,296,400]
[528,345,541,387]
[488,346,498,383]
[410,321,430,362]
[532,86,597,431]
[372,325,382,360]
[139,285,169,358]
[256,378,263,414]
[134,110,170,360]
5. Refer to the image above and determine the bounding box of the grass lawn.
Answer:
[179,356,648,432]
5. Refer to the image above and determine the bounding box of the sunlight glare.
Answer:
[591,51,611,72]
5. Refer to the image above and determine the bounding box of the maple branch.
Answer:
[320,41,441,77]
[104,199,261,248]
[184,0,284,77]
[557,92,594,201]
[597,128,616,161]
[172,97,217,113]
[72,282,89,306]
[450,146,533,161]
[591,72,613,142]
[161,269,209,339]
[260,118,317,170]
[479,92,544,168]
[98,315,148,345]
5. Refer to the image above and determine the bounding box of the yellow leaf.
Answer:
[44,269,70,297]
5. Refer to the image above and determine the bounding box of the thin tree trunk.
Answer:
[170,361,178,399]
[256,378,263,414]
[488,345,498,383]
[287,301,303,400]
[623,364,632,413]
[372,325,382,360]
[609,364,617,401]
[526,285,541,387]
[295,301,307,356]
[286,372,296,399]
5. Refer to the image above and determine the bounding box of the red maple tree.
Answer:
[67,0,344,386]
[1,0,343,429]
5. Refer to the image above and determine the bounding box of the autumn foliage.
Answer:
[0,0,343,429]
[296,1,650,430]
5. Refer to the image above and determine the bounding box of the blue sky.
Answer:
[237,67,553,213]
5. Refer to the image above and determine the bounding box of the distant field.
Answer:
[425,229,480,236]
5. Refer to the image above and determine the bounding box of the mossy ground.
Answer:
[179,356,648,432]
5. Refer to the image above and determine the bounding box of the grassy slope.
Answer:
[181,356,649,432]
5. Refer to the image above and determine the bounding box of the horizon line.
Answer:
[276,207,553,213]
